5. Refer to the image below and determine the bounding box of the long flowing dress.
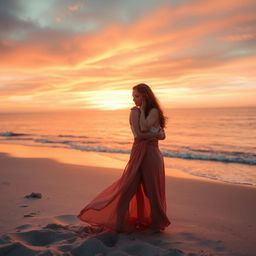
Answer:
[77,112,171,233]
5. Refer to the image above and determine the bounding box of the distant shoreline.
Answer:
[0,105,256,114]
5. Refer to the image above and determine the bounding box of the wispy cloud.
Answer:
[68,3,84,12]
[0,0,255,111]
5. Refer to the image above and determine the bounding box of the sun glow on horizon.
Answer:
[70,90,133,110]
[68,87,194,110]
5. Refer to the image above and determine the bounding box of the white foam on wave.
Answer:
[1,130,255,166]
[69,144,130,154]
[0,131,28,137]
[162,151,256,165]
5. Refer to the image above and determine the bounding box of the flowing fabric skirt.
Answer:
[77,138,171,233]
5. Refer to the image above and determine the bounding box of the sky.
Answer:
[0,0,256,111]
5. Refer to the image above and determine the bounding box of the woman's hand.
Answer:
[141,99,146,112]
[156,128,166,140]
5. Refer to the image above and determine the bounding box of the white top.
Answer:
[130,125,160,138]
[149,126,160,134]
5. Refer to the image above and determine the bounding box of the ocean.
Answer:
[0,107,255,186]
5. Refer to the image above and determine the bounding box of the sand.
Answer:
[0,144,256,256]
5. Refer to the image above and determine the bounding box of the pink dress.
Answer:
[77,116,171,233]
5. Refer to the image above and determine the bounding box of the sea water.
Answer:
[0,107,255,186]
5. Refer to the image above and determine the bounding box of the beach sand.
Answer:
[0,144,256,256]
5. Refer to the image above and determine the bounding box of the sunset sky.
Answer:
[0,0,256,111]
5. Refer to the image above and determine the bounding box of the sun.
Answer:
[73,90,133,110]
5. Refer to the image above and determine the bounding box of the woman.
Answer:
[77,83,171,233]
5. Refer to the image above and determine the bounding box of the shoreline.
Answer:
[1,148,256,255]
[0,142,254,188]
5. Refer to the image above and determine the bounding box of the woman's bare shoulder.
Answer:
[130,106,140,117]
[130,107,140,113]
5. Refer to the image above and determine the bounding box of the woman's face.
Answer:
[132,89,143,107]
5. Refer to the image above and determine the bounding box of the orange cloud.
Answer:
[55,17,62,23]
[222,34,255,41]
[0,0,255,111]
[68,3,84,12]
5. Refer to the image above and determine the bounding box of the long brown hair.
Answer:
[133,83,167,128]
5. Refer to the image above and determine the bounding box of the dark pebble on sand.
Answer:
[24,214,35,217]
[25,192,42,199]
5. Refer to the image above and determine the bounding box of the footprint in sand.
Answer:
[1,181,10,186]
[23,211,40,217]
